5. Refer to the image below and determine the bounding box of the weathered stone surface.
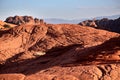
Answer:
[0,18,120,80]
[0,74,25,80]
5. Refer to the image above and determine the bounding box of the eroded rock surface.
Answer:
[0,23,120,80]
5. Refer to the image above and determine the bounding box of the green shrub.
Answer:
[3,24,11,28]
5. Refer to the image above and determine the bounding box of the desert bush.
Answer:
[3,24,11,28]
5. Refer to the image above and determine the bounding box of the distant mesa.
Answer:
[5,16,45,25]
[78,17,120,33]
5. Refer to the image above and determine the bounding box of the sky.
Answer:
[0,0,120,20]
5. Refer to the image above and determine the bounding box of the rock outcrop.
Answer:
[0,24,119,63]
[0,19,120,80]
[5,16,45,25]
[79,17,120,33]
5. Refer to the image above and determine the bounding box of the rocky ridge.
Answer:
[0,17,120,80]
[5,16,45,25]
[79,17,120,33]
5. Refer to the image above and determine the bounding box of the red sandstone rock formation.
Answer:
[0,18,120,80]
[78,17,120,33]
[5,16,45,25]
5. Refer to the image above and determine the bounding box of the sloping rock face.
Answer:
[79,17,120,33]
[5,16,45,25]
[0,23,120,80]
[0,24,48,63]
[0,24,119,63]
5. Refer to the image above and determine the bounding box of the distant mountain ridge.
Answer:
[44,18,84,24]
[96,14,120,19]
[44,14,120,24]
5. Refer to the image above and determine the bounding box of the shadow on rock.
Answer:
[0,37,120,75]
